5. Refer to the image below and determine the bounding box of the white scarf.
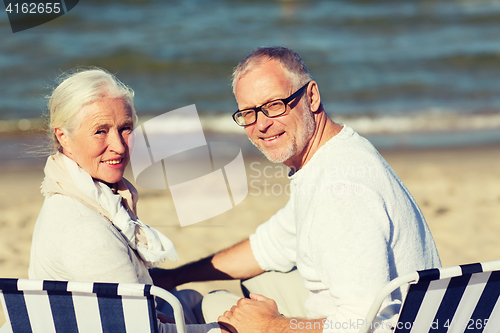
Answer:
[41,153,178,267]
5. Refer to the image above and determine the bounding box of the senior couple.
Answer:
[27,47,440,333]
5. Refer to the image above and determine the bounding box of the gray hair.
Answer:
[231,46,313,95]
[47,68,136,153]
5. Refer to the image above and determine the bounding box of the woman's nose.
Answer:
[109,131,127,154]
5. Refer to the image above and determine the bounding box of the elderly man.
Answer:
[151,47,440,333]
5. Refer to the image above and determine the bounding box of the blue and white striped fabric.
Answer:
[395,261,500,333]
[0,279,161,333]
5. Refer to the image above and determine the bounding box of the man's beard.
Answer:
[250,106,315,164]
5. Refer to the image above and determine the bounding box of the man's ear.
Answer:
[307,81,321,113]
[54,127,71,155]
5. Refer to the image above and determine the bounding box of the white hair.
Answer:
[47,68,136,153]
[232,46,313,95]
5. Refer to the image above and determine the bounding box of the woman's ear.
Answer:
[54,127,71,155]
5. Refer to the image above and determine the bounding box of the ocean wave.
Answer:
[333,110,500,134]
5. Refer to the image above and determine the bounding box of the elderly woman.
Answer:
[27,68,224,333]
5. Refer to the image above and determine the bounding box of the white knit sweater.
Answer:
[28,193,220,333]
[29,193,152,284]
[250,125,441,332]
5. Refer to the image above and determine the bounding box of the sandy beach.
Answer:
[1,142,499,325]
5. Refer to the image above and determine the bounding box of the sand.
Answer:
[1,144,500,325]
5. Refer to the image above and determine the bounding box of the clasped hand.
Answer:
[218,293,286,333]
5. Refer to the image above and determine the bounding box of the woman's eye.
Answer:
[95,129,106,135]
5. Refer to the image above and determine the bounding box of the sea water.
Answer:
[1,0,500,150]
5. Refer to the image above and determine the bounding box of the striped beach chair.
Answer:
[0,278,186,333]
[359,260,500,333]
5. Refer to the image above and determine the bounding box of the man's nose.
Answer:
[255,111,273,132]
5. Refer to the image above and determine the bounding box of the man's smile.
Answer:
[261,132,285,142]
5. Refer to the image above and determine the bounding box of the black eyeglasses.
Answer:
[232,82,310,127]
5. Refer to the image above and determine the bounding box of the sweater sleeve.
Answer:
[60,215,141,283]
[309,182,399,333]
[249,196,297,272]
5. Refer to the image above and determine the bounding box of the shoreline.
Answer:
[1,128,500,172]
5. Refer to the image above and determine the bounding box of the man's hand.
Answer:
[218,293,288,333]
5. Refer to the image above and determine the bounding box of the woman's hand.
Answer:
[157,311,175,324]
[219,322,237,333]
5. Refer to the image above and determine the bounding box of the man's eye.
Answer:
[267,101,283,108]
[242,110,254,117]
